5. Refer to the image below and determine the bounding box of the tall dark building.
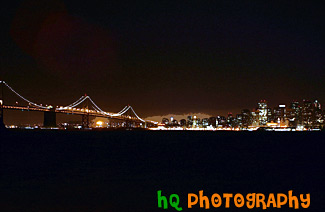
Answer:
[241,109,251,128]
[273,104,286,123]
[208,117,217,127]
[179,119,187,127]
[171,118,178,126]
[187,116,193,127]
[236,114,243,128]
[162,118,169,125]
[287,101,301,127]
[302,100,313,127]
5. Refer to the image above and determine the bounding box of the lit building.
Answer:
[217,116,226,127]
[236,114,243,128]
[313,100,322,127]
[162,118,169,125]
[287,101,300,127]
[202,118,209,127]
[227,113,234,127]
[251,109,259,127]
[314,100,321,110]
[267,108,273,122]
[193,116,198,128]
[257,100,268,126]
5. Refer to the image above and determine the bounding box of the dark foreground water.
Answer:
[0,131,324,212]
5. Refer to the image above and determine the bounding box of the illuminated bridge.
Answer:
[0,81,158,129]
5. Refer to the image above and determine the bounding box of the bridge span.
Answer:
[0,81,157,129]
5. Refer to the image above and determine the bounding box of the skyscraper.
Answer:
[302,100,313,127]
[187,116,193,128]
[313,100,322,127]
[257,100,268,126]
[287,101,300,127]
[241,109,251,128]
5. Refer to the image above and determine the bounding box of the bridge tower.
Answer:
[0,99,3,129]
[0,81,5,129]
[125,105,132,128]
[43,108,57,128]
[82,113,90,128]
[82,94,90,128]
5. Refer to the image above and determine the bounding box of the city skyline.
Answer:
[157,98,323,127]
[1,81,323,130]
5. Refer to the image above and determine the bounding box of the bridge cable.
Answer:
[111,106,130,116]
[65,96,87,108]
[87,96,105,113]
[3,82,48,109]
[129,106,145,122]
[117,105,129,114]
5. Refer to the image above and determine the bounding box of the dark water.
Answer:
[0,131,324,212]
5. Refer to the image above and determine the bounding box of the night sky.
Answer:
[1,0,324,122]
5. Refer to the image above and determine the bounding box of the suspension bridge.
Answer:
[0,81,157,129]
